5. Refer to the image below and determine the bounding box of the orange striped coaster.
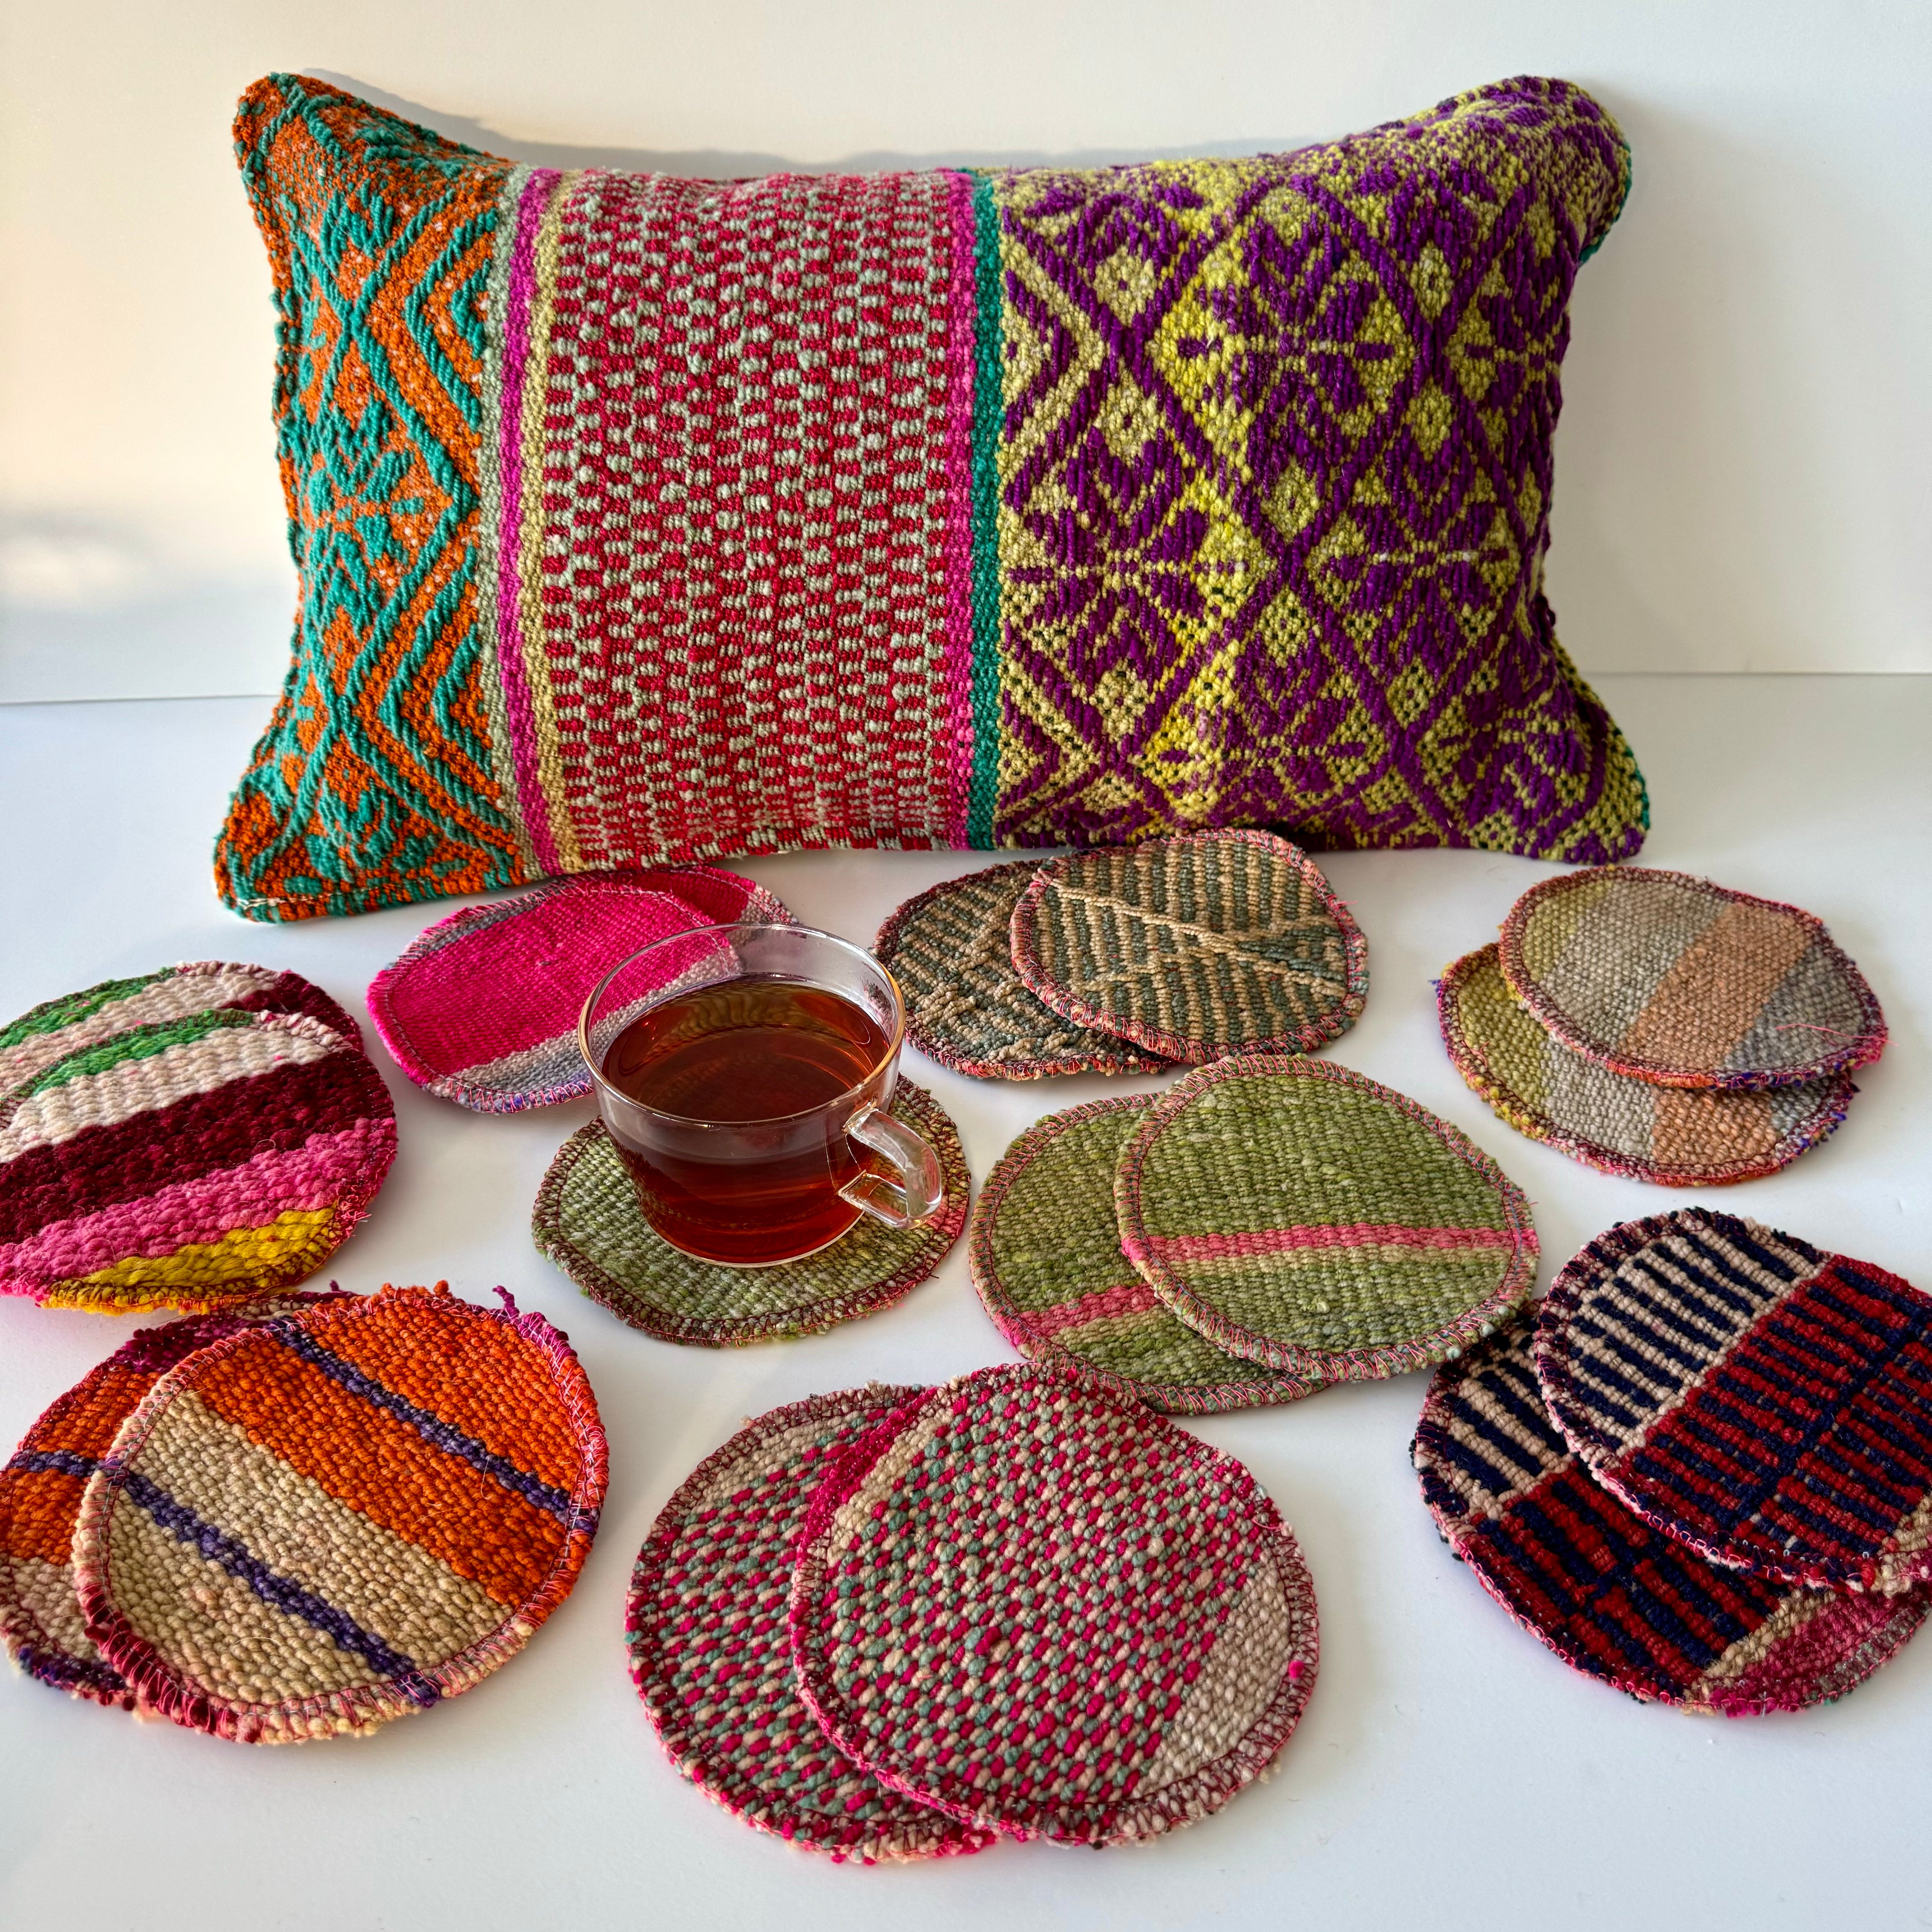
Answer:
[72,1283,607,1743]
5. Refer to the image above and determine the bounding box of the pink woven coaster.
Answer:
[1414,1319,1928,1714]
[627,1386,995,1863]
[790,1363,1319,1845]
[368,865,792,1112]
[0,1293,340,1708]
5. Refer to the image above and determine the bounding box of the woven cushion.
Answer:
[217,73,1646,923]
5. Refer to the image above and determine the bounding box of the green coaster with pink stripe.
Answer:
[971,1098,1317,1415]
[1115,1057,1538,1382]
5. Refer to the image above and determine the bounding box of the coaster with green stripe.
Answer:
[971,1098,1318,1414]
[1115,1057,1538,1382]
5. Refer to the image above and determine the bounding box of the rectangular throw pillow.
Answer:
[220,73,1646,920]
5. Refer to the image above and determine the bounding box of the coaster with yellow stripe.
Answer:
[1115,1057,1538,1382]
[0,1009,396,1313]
[72,1283,607,1743]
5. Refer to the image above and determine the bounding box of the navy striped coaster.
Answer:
[1533,1210,1932,1596]
[1414,1319,1927,1713]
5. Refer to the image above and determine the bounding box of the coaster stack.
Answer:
[1438,866,1884,1185]
[3,1283,606,1741]
[973,1058,1536,1408]
[1413,1208,1932,1715]
[627,1364,1318,1860]
[0,964,395,1313]
[877,831,1366,1081]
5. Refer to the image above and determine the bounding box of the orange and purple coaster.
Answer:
[970,1098,1317,1415]
[1497,866,1886,1091]
[0,1293,340,1707]
[789,1363,1319,1845]
[0,1009,396,1314]
[73,1283,606,1743]
[627,1386,995,1863]
[368,865,792,1112]
[1414,1319,1927,1713]
[1534,1210,1932,1596]
[1115,1057,1538,1382]
[0,961,363,1094]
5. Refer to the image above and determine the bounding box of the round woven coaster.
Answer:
[1009,830,1368,1064]
[971,1098,1319,1415]
[1496,866,1886,1091]
[0,961,364,1094]
[1413,1318,1928,1713]
[531,1081,967,1346]
[789,1363,1318,1845]
[875,864,1168,1079]
[627,1386,995,1863]
[72,1283,607,1743]
[1534,1210,1932,1595]
[1439,944,1854,1186]
[1116,1056,1537,1382]
[368,865,792,1112]
[0,1293,340,1707]
[0,1010,397,1314]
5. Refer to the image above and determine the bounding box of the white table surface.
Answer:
[2,674,1929,1932]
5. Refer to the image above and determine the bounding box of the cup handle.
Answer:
[840,1103,945,1230]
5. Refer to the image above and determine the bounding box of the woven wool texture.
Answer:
[1116,1056,1537,1380]
[531,1083,967,1346]
[1010,831,1369,1063]
[0,962,363,1092]
[789,1365,1318,1844]
[627,1386,996,1863]
[1497,867,1886,1091]
[0,1295,339,1707]
[970,1098,1318,1414]
[1438,944,1854,1185]
[217,73,1647,924]
[1533,1211,1932,1596]
[0,1010,396,1313]
[368,865,791,1111]
[875,864,1169,1078]
[72,1283,607,1743]
[1413,1320,1929,1714]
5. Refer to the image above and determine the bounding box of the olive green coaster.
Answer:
[1115,1056,1537,1381]
[531,1083,968,1345]
[875,864,1169,1079]
[1009,830,1368,1064]
[1439,945,1853,1186]
[970,1098,1318,1415]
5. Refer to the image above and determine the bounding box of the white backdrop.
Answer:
[1,0,1928,699]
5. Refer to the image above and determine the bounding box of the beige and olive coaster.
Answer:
[875,864,1169,1079]
[971,1098,1318,1414]
[1497,865,1886,1090]
[1439,944,1854,1186]
[1115,1057,1537,1381]
[531,1082,968,1346]
[1009,829,1369,1064]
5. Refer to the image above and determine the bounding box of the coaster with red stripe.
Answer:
[970,1097,1317,1414]
[0,1293,340,1707]
[1115,1057,1538,1381]
[627,1386,995,1863]
[0,1009,396,1313]
[72,1282,607,1743]
[1414,1318,1928,1712]
[1534,1210,1932,1595]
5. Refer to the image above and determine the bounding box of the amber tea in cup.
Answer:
[580,923,943,1266]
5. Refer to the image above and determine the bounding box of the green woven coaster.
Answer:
[875,864,1169,1079]
[1115,1056,1538,1381]
[531,1082,968,1346]
[1439,945,1853,1186]
[971,1098,1318,1415]
[1009,830,1368,1064]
